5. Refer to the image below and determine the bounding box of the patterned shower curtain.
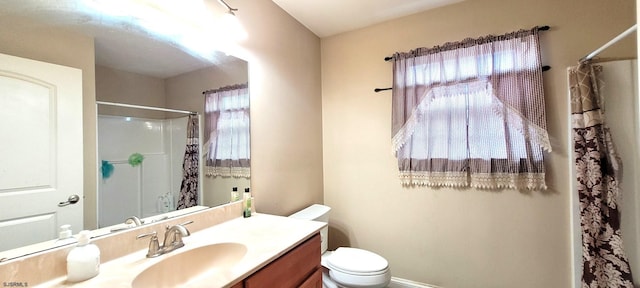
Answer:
[569,63,634,287]
[177,115,199,210]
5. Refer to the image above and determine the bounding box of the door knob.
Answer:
[58,195,80,207]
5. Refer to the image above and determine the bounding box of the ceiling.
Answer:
[2,0,465,77]
[0,0,233,79]
[272,0,465,37]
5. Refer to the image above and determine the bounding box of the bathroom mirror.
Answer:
[0,0,249,260]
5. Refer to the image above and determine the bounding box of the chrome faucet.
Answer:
[125,216,143,226]
[162,223,191,253]
[111,216,145,232]
[136,221,193,258]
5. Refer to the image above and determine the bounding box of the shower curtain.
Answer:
[569,63,634,287]
[177,115,199,209]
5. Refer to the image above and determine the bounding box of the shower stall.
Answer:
[96,101,202,228]
[597,59,639,284]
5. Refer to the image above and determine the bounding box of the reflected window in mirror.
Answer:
[204,83,250,178]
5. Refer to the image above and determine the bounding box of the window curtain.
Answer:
[176,114,199,210]
[391,27,550,189]
[204,83,250,178]
[569,63,634,287]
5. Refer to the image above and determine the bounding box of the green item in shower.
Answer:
[128,153,144,167]
[101,160,114,179]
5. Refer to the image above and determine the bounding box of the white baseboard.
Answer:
[389,277,443,288]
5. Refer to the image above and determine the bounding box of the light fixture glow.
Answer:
[81,0,246,61]
[220,10,247,41]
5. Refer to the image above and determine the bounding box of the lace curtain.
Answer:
[204,83,250,178]
[569,63,634,287]
[391,27,550,189]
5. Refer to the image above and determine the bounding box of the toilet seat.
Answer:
[323,247,391,288]
[326,247,389,275]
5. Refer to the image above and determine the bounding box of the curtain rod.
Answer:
[579,24,637,63]
[383,25,550,62]
[96,101,197,115]
[202,83,249,95]
[375,25,551,93]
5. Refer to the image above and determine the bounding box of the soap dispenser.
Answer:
[66,230,100,283]
[55,224,76,245]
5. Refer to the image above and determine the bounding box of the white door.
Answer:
[0,52,83,252]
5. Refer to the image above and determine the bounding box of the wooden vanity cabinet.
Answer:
[235,233,322,288]
[297,268,322,288]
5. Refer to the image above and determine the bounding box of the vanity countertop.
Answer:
[38,213,326,288]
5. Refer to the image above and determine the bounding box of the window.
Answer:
[204,83,250,178]
[391,28,550,189]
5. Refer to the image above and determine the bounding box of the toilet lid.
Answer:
[326,247,388,275]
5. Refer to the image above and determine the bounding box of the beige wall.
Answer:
[230,0,324,214]
[0,25,98,230]
[96,65,165,106]
[96,65,167,119]
[321,0,636,287]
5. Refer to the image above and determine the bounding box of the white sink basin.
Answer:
[132,242,247,287]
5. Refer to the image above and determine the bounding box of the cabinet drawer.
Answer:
[244,233,321,288]
[298,268,322,288]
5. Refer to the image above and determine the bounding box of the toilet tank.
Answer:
[289,204,331,254]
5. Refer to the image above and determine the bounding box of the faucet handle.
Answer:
[136,231,161,258]
[136,231,156,239]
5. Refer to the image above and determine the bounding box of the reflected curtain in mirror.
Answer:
[391,27,550,189]
[204,84,250,178]
[177,114,200,209]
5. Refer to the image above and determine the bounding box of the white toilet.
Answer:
[289,204,391,288]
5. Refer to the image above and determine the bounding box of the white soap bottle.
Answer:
[55,224,76,245]
[66,230,100,283]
